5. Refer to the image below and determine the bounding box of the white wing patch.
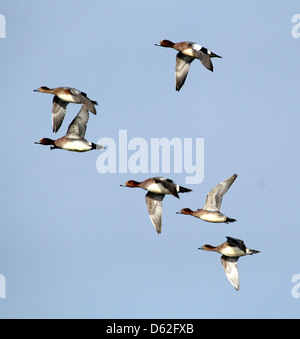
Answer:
[193,44,202,51]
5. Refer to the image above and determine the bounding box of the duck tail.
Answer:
[226,217,237,223]
[210,52,222,58]
[92,143,105,150]
[178,186,192,193]
[248,249,260,255]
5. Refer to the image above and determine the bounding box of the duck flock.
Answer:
[34,40,260,291]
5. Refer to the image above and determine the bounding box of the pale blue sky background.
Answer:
[0,0,300,319]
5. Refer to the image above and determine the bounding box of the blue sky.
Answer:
[0,0,300,319]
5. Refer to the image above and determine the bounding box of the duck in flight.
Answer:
[155,39,222,91]
[121,177,192,234]
[35,105,104,152]
[199,236,260,291]
[177,174,237,223]
[34,86,98,133]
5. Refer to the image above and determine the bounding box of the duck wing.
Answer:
[203,174,237,212]
[145,192,165,234]
[175,52,194,91]
[69,88,97,114]
[226,237,247,253]
[154,177,180,198]
[52,96,69,133]
[221,255,240,291]
[66,106,89,139]
[198,51,214,71]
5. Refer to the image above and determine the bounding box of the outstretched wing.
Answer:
[221,255,240,291]
[175,52,194,91]
[203,174,237,212]
[145,192,165,234]
[52,96,69,133]
[66,106,89,139]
